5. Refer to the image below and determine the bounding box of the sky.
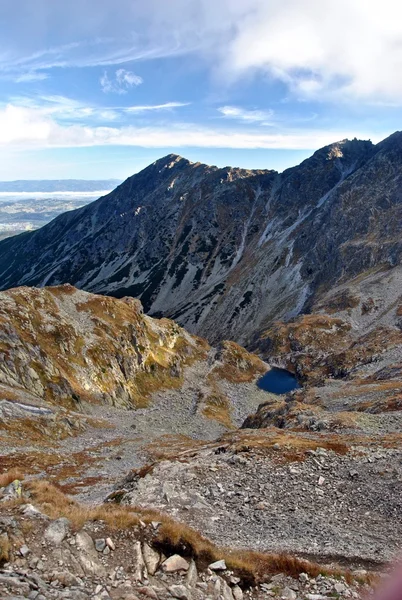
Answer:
[0,0,402,179]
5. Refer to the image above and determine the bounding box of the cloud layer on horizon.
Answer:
[0,102,383,152]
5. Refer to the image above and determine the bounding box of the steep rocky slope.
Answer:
[0,134,401,345]
[0,285,269,462]
[0,284,206,412]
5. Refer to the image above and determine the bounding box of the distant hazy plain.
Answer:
[0,191,111,239]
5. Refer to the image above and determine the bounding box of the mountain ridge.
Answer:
[0,133,400,346]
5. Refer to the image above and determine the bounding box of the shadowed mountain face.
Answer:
[0,134,401,345]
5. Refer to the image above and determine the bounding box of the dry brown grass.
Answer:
[145,434,216,461]
[0,448,101,486]
[148,512,357,586]
[26,479,362,586]
[209,340,267,384]
[202,391,235,429]
[0,468,24,487]
[222,428,350,459]
[26,480,141,530]
[0,533,10,563]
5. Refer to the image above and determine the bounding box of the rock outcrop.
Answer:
[0,284,206,411]
[0,284,269,449]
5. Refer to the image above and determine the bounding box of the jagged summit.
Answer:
[282,137,375,178]
[376,129,402,151]
[150,153,191,169]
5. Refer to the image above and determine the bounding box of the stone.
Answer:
[20,544,30,556]
[21,504,44,518]
[75,531,106,577]
[137,587,158,599]
[208,559,227,571]
[185,560,198,587]
[282,587,297,600]
[142,542,160,576]
[106,537,115,551]
[132,540,147,581]
[168,584,191,600]
[232,585,243,600]
[52,570,81,587]
[2,479,23,501]
[299,573,309,583]
[318,476,325,486]
[220,579,234,600]
[161,554,189,573]
[334,583,347,593]
[95,538,106,552]
[44,518,71,545]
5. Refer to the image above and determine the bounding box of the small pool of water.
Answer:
[257,367,301,395]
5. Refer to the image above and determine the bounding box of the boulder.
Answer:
[131,540,147,581]
[209,559,227,571]
[161,554,189,573]
[142,542,160,575]
[44,518,71,545]
[168,584,191,600]
[75,531,106,577]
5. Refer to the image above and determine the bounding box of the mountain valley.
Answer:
[1,137,402,599]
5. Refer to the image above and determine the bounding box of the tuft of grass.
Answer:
[0,533,10,563]
[27,480,140,530]
[0,468,24,488]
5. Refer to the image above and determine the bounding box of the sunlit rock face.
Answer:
[0,133,401,345]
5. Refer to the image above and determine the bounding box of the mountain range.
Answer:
[0,133,401,348]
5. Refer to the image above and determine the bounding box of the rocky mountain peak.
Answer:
[151,153,190,170]
[376,129,402,152]
[291,137,375,175]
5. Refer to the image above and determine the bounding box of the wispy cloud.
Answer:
[13,71,49,83]
[125,102,190,112]
[218,106,274,124]
[0,102,385,151]
[100,69,143,94]
[8,95,188,123]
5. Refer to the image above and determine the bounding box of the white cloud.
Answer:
[3,1,402,103]
[116,69,143,87]
[0,102,386,151]
[100,69,143,94]
[8,95,188,123]
[125,102,190,112]
[218,106,274,124]
[218,0,402,102]
[13,71,49,83]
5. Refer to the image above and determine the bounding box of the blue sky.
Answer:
[0,0,401,179]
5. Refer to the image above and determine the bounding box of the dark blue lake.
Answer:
[257,367,301,395]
